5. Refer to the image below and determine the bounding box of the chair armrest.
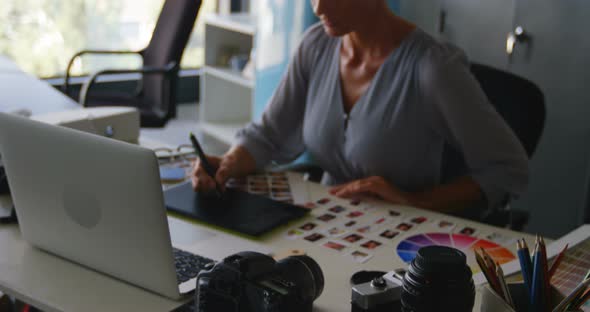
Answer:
[78,62,178,107]
[63,49,143,96]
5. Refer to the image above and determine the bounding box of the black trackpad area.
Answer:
[164,182,308,236]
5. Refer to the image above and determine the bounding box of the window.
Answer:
[0,0,216,78]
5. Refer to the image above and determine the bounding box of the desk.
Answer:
[0,56,22,73]
[0,55,78,115]
[0,179,537,312]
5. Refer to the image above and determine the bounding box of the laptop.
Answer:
[0,112,214,300]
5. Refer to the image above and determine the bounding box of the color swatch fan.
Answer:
[397,233,516,273]
[551,238,590,311]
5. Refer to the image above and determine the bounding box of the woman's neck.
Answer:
[343,11,415,60]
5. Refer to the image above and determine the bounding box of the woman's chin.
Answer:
[322,24,347,37]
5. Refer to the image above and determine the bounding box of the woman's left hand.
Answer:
[329,176,415,206]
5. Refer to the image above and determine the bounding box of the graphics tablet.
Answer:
[164,182,308,236]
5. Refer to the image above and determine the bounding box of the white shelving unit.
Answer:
[199,13,256,146]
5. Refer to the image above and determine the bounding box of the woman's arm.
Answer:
[420,46,529,211]
[193,26,325,192]
[330,175,483,213]
[234,25,324,170]
[409,176,483,213]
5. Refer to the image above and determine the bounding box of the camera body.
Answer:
[195,251,324,312]
[351,269,405,312]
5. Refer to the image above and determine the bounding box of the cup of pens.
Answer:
[478,236,589,312]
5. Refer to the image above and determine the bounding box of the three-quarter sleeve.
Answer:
[419,47,529,209]
[234,28,318,170]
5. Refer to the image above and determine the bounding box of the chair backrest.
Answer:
[441,63,546,185]
[140,0,202,117]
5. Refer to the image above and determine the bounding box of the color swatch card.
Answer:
[396,233,516,273]
[551,238,590,311]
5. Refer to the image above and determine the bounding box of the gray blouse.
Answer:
[236,23,528,213]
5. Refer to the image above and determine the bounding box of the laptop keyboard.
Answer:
[173,247,215,284]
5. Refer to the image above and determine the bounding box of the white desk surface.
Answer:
[0,56,23,73]
[0,55,79,115]
[0,73,79,115]
[0,180,538,312]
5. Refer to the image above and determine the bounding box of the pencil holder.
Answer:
[480,282,582,312]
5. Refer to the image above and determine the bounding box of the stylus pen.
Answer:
[189,132,223,198]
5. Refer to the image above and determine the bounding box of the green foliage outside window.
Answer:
[0,0,216,78]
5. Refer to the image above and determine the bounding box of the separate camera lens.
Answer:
[276,255,325,302]
[401,246,475,312]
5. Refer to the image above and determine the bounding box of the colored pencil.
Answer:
[475,249,504,299]
[496,262,515,308]
[531,239,544,311]
[568,271,590,310]
[474,250,492,284]
[521,238,531,257]
[572,287,590,309]
[481,247,497,270]
[540,236,551,310]
[522,238,533,282]
[548,243,569,281]
[552,277,590,312]
[480,248,503,296]
[517,239,533,294]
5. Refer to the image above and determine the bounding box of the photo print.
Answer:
[361,240,382,250]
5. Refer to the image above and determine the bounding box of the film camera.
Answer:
[351,246,475,312]
[195,251,324,312]
[351,269,405,312]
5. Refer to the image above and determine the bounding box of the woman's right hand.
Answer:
[190,146,257,193]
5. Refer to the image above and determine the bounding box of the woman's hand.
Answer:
[191,146,257,193]
[191,155,222,193]
[329,176,415,206]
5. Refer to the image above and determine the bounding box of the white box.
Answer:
[31,107,140,143]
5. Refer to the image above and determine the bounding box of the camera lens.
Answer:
[401,246,474,312]
[276,255,325,302]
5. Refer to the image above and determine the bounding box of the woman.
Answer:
[192,0,528,217]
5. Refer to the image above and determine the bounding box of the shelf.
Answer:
[204,13,256,35]
[199,121,248,146]
[204,66,254,89]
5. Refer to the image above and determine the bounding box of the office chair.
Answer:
[62,0,202,128]
[442,63,545,230]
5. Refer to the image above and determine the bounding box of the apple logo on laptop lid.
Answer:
[63,185,102,229]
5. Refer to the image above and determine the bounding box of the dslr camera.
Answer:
[195,251,324,312]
